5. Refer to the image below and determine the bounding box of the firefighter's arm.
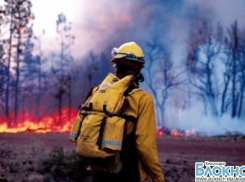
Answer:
[135,94,165,182]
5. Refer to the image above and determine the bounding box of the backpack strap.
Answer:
[79,87,100,111]
[78,87,94,110]
[96,116,107,150]
[123,82,138,97]
[84,87,94,103]
[120,82,138,123]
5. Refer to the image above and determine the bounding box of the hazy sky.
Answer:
[31,0,245,63]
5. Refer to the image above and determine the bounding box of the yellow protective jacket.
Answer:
[71,85,164,182]
[124,88,164,182]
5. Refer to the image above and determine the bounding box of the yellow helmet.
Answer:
[111,41,145,64]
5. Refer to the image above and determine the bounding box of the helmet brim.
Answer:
[110,54,127,63]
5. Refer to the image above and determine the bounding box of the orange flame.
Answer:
[156,126,196,137]
[156,126,165,136]
[170,129,183,137]
[0,107,77,133]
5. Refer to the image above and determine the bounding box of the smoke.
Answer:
[32,0,184,60]
[32,0,245,60]
[166,105,245,136]
[23,0,245,134]
[189,0,245,28]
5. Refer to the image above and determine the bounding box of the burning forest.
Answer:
[0,0,244,136]
[0,107,77,133]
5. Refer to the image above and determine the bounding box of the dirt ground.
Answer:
[0,133,245,182]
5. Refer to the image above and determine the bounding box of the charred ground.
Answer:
[0,133,244,182]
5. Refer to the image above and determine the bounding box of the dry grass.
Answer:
[0,134,245,182]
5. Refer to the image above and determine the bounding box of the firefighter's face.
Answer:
[114,62,124,79]
[113,60,130,78]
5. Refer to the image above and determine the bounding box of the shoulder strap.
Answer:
[78,87,94,110]
[79,87,99,110]
[120,82,138,123]
[84,87,94,103]
[123,82,138,97]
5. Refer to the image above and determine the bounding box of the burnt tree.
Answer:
[144,37,183,126]
[225,21,245,118]
[187,22,223,116]
[0,0,33,124]
[54,13,75,122]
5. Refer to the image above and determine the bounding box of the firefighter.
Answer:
[92,41,165,182]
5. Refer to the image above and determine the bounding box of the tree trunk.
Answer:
[5,0,13,124]
[160,91,168,126]
[14,6,23,125]
[160,106,165,127]
[68,75,72,121]
[37,55,41,122]
[58,97,62,123]
[155,104,161,126]
[59,34,64,124]
[237,78,245,117]
[206,56,218,116]
[56,87,65,124]
[231,57,237,118]
[208,96,218,116]
[5,46,11,123]
[156,107,161,127]
[14,48,20,125]
[202,95,208,116]
[231,23,238,118]
[22,94,25,121]
[220,75,230,115]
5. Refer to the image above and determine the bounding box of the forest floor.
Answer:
[0,133,245,182]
